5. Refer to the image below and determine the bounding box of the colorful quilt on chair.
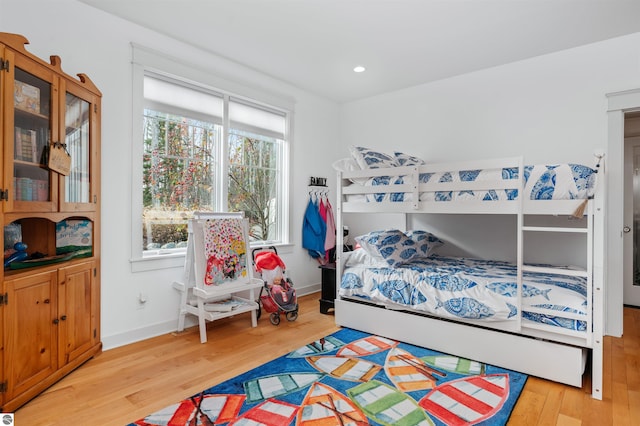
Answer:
[129,328,527,425]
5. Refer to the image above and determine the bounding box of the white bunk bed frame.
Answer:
[334,156,605,400]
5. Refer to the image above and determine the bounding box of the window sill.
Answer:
[130,242,293,273]
[250,242,294,255]
[130,253,186,273]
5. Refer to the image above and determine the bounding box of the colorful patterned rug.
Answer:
[129,328,527,425]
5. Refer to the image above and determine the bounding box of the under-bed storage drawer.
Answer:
[335,299,587,388]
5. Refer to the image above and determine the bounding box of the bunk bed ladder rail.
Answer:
[519,208,594,337]
[517,155,604,401]
[591,153,605,401]
[518,187,597,396]
[516,157,524,333]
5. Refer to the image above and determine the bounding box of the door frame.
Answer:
[624,136,640,307]
[606,88,640,337]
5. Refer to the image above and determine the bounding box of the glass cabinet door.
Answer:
[58,81,98,213]
[63,92,90,204]
[11,64,54,210]
[2,41,100,215]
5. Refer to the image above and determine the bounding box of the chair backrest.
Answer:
[190,212,254,289]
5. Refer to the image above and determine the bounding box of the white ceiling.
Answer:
[80,0,640,103]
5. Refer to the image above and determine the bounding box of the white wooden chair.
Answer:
[173,212,263,343]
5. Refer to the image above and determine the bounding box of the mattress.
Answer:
[342,163,596,203]
[339,250,588,331]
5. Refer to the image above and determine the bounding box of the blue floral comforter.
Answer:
[339,252,588,331]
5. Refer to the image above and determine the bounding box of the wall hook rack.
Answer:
[309,176,327,187]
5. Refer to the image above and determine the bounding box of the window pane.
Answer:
[228,129,280,242]
[139,71,289,258]
[142,109,220,251]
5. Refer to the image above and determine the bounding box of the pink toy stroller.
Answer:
[253,247,298,325]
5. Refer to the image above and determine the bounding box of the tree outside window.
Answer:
[228,129,280,242]
[142,109,284,254]
[142,110,217,251]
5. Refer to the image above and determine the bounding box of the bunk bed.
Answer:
[333,147,605,400]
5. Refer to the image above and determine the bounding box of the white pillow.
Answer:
[349,146,399,170]
[405,230,443,258]
[355,229,419,267]
[332,157,372,185]
[355,229,444,268]
[343,248,389,267]
[332,157,361,173]
[394,151,426,166]
[354,230,391,263]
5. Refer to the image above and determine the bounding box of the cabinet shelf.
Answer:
[15,106,49,121]
[14,159,46,167]
[3,254,96,277]
[7,251,92,270]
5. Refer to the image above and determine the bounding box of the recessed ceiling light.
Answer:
[353,66,366,73]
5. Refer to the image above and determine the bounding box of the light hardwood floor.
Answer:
[14,294,640,425]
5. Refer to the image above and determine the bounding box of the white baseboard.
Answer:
[294,283,321,296]
[102,284,321,350]
[102,319,178,350]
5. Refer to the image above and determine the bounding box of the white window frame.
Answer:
[130,44,293,272]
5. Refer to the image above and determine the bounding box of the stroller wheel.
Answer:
[270,313,281,325]
[286,310,298,322]
[256,303,262,320]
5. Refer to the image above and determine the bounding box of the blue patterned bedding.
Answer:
[346,163,596,203]
[339,251,587,331]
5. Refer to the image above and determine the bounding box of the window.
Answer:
[138,72,290,260]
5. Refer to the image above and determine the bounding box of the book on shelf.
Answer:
[35,180,48,201]
[13,178,48,201]
[203,298,249,312]
[14,127,22,160]
[14,127,37,162]
[15,177,32,201]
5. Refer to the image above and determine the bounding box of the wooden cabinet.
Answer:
[0,33,101,412]
[58,261,99,366]
[3,270,58,404]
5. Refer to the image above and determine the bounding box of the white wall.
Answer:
[340,37,639,164]
[1,0,340,349]
[3,0,639,346]
[338,32,640,336]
